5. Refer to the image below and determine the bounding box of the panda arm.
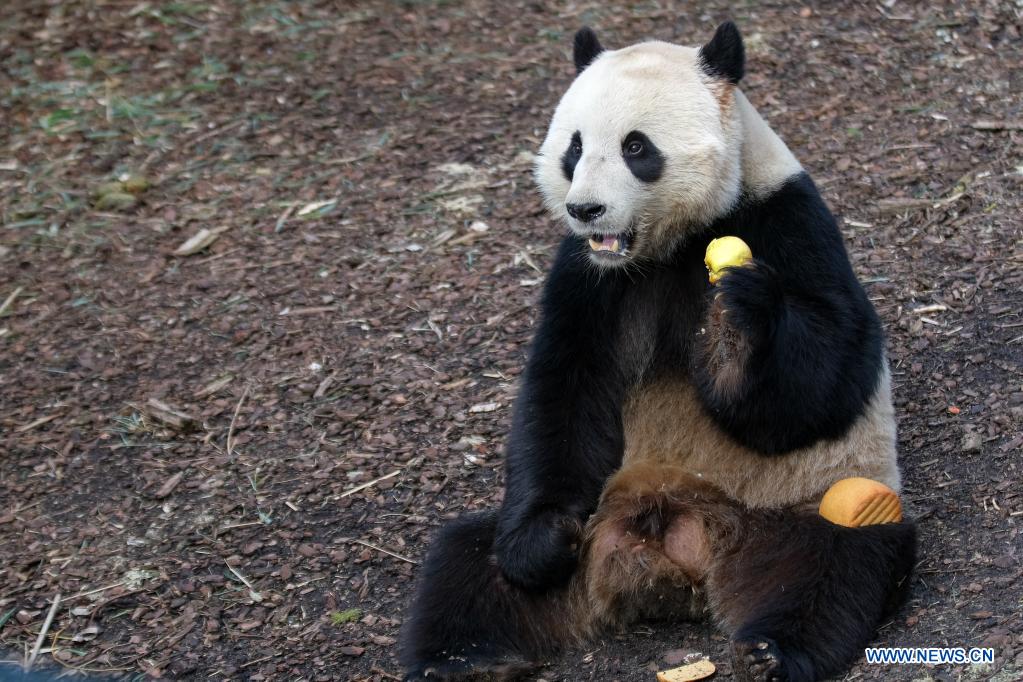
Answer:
[495,236,628,590]
[695,177,884,455]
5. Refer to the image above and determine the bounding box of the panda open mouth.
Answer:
[587,232,632,257]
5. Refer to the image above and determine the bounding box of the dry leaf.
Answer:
[72,625,101,642]
[194,375,234,398]
[297,199,337,216]
[173,228,225,256]
[155,471,185,499]
[146,398,198,431]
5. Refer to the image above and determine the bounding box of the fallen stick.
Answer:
[0,286,23,317]
[971,120,1023,131]
[340,470,401,498]
[26,592,61,671]
[349,539,417,565]
[225,559,262,602]
[66,581,127,601]
[15,414,59,433]
[240,655,276,670]
[910,304,949,315]
[226,386,249,458]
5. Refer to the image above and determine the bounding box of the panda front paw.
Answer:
[495,508,583,591]
[712,258,785,344]
[699,260,783,397]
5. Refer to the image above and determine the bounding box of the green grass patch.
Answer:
[329,608,362,626]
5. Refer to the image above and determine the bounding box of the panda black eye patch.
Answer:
[561,131,583,181]
[622,131,663,183]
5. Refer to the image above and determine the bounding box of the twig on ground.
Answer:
[348,539,418,565]
[15,414,59,433]
[275,204,296,233]
[221,521,263,531]
[240,655,276,669]
[0,286,23,317]
[340,470,401,498]
[67,582,126,601]
[910,304,949,315]
[278,306,338,316]
[88,589,143,618]
[26,592,61,671]
[971,120,1023,131]
[226,385,249,458]
[225,559,263,602]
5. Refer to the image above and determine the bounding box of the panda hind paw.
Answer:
[730,637,789,682]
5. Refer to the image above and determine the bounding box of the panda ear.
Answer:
[699,21,745,84]
[573,27,604,74]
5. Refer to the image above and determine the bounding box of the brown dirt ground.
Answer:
[1,1,1021,680]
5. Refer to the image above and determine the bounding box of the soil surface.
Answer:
[1,1,1021,681]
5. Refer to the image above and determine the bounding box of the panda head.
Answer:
[535,22,747,268]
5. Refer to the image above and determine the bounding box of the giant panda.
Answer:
[400,22,916,682]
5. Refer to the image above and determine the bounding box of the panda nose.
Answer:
[566,202,606,223]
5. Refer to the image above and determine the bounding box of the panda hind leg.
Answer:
[707,513,917,682]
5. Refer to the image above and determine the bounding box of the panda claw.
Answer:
[731,637,789,682]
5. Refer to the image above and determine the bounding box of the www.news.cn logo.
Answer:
[865,647,995,665]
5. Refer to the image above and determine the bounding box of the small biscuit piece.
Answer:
[656,659,716,682]
[819,477,903,527]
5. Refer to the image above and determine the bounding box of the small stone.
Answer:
[992,555,1015,569]
[980,632,1008,647]
[15,610,39,624]
[663,649,688,666]
[961,430,983,452]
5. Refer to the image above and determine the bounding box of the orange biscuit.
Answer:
[656,659,716,682]
[819,477,903,527]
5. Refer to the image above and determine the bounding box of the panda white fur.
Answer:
[400,22,915,682]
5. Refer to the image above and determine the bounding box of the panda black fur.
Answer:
[400,22,916,682]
